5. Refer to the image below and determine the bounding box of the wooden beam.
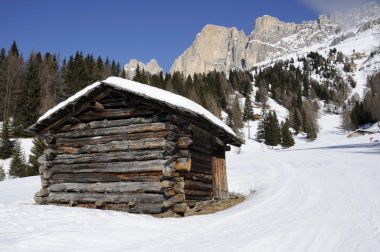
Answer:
[50,172,162,183]
[44,192,165,204]
[48,182,162,193]
[50,159,166,174]
[56,123,168,138]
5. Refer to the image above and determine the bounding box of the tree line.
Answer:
[0,41,122,138]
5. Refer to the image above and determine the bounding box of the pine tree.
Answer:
[230,96,244,132]
[292,108,303,134]
[243,95,253,122]
[0,164,5,181]
[264,111,281,146]
[133,65,141,82]
[13,53,42,137]
[26,137,46,176]
[0,120,13,159]
[120,68,126,79]
[256,120,265,142]
[281,120,295,148]
[256,109,267,142]
[8,140,27,178]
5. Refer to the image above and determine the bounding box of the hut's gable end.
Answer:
[36,92,188,214]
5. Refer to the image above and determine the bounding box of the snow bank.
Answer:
[1,113,380,251]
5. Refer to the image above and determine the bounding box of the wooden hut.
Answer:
[27,77,243,215]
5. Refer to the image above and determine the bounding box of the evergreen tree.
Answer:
[281,120,295,148]
[0,164,5,181]
[230,96,244,133]
[13,53,42,136]
[0,120,13,159]
[26,137,46,176]
[243,95,253,122]
[133,65,141,82]
[120,68,126,79]
[264,111,281,146]
[256,120,265,142]
[8,140,27,178]
[256,109,267,142]
[292,108,303,134]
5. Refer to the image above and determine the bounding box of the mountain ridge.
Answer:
[170,2,380,76]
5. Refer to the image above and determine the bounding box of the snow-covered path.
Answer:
[1,118,380,251]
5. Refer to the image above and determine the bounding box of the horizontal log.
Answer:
[44,149,57,161]
[185,180,213,191]
[50,160,166,174]
[56,146,79,155]
[78,138,166,154]
[98,97,127,104]
[53,150,165,165]
[48,182,162,193]
[41,178,51,188]
[56,131,168,147]
[78,108,154,121]
[191,160,212,171]
[190,145,212,155]
[172,203,187,213]
[164,188,176,196]
[190,165,212,175]
[177,137,193,149]
[184,189,213,196]
[128,203,164,214]
[59,116,159,133]
[56,123,168,139]
[191,135,213,148]
[44,192,165,204]
[190,151,212,164]
[185,195,213,201]
[183,173,213,184]
[51,172,162,183]
[163,194,185,207]
[43,134,56,144]
[190,124,212,141]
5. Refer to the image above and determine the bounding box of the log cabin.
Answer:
[27,77,243,215]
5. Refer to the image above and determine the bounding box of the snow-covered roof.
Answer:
[31,77,242,145]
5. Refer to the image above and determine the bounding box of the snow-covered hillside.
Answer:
[1,114,380,251]
[255,21,380,100]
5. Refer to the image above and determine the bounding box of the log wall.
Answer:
[35,92,230,216]
[35,95,186,214]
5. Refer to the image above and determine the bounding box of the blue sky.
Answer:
[0,0,375,72]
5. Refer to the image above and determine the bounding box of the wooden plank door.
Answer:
[212,147,229,199]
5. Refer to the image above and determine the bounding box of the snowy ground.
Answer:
[1,115,380,251]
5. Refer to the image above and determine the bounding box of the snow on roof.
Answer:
[37,77,237,138]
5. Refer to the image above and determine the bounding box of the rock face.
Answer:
[170,2,380,76]
[170,25,247,77]
[124,59,162,80]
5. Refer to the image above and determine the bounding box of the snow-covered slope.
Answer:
[254,21,380,100]
[1,115,380,251]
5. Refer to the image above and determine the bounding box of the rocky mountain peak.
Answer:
[170,24,248,76]
[169,2,380,76]
[124,59,162,80]
[252,15,298,35]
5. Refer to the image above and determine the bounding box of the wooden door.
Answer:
[212,146,229,199]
